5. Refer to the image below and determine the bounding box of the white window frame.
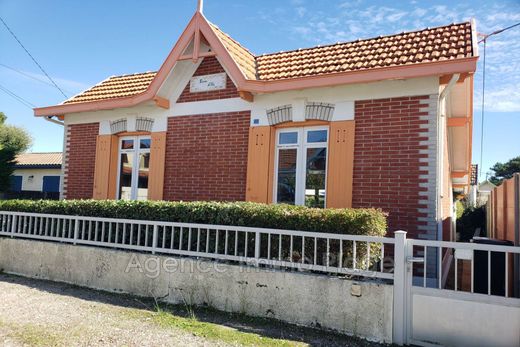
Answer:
[116,135,151,200]
[273,126,329,207]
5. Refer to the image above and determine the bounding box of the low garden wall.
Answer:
[0,200,392,342]
[0,238,393,343]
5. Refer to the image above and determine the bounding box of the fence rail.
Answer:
[2,210,520,346]
[409,238,520,298]
[0,211,395,280]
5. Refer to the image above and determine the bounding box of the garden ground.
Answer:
[0,273,388,346]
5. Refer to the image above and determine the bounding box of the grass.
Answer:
[0,321,63,346]
[152,305,306,347]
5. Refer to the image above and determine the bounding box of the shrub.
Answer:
[0,200,388,270]
[0,199,387,236]
[457,205,486,242]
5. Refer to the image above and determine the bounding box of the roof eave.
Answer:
[244,56,478,93]
[34,56,477,116]
[13,164,62,169]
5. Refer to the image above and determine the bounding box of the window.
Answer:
[117,136,150,200]
[274,127,328,207]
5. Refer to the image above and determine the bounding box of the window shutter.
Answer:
[107,135,119,199]
[326,120,355,208]
[93,135,113,199]
[148,131,167,200]
[246,126,272,203]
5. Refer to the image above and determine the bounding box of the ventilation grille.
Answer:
[305,102,335,121]
[266,105,292,125]
[110,119,127,134]
[136,117,154,132]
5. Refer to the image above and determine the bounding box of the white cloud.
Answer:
[278,1,520,113]
[0,67,89,95]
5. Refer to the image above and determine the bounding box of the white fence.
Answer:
[0,211,394,280]
[1,210,519,347]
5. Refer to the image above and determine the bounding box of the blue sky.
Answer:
[1,0,519,180]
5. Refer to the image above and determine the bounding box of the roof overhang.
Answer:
[34,56,477,117]
[13,164,62,169]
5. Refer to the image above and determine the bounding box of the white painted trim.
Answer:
[116,135,151,200]
[273,126,329,207]
[171,97,252,116]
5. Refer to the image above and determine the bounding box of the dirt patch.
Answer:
[0,273,388,346]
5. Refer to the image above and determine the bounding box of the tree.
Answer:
[0,112,32,192]
[489,155,520,186]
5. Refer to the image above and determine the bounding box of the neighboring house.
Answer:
[8,152,62,200]
[478,179,496,205]
[33,8,478,240]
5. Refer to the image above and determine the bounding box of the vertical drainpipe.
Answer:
[437,74,460,241]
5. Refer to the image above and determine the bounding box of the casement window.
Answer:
[117,136,151,200]
[274,126,328,207]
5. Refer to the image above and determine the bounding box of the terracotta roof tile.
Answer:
[470,164,478,185]
[256,22,473,80]
[14,152,62,167]
[63,72,156,104]
[209,23,257,80]
[63,22,474,105]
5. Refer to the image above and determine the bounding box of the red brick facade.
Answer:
[64,122,98,199]
[176,57,239,103]
[352,96,431,238]
[163,111,250,201]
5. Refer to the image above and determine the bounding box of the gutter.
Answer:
[43,116,64,126]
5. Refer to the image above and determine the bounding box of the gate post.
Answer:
[393,230,407,345]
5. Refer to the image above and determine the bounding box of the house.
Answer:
[8,152,62,200]
[33,7,478,240]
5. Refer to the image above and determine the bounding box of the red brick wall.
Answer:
[65,122,98,199]
[177,57,239,103]
[352,96,431,238]
[163,111,250,201]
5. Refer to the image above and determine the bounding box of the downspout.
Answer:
[437,73,460,241]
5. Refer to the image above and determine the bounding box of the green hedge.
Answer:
[0,199,387,237]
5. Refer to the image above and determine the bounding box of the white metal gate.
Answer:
[404,238,520,347]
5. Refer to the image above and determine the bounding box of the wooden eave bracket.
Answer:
[440,72,470,85]
[154,96,170,109]
[238,90,254,102]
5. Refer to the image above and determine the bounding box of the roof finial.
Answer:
[197,0,203,13]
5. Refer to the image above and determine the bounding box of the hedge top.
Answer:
[0,199,387,236]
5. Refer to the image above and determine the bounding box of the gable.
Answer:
[176,56,239,103]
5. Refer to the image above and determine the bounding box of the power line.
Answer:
[477,21,520,181]
[478,22,520,43]
[0,83,36,109]
[0,16,68,98]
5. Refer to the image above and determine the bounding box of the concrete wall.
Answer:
[0,238,393,343]
[412,288,520,347]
